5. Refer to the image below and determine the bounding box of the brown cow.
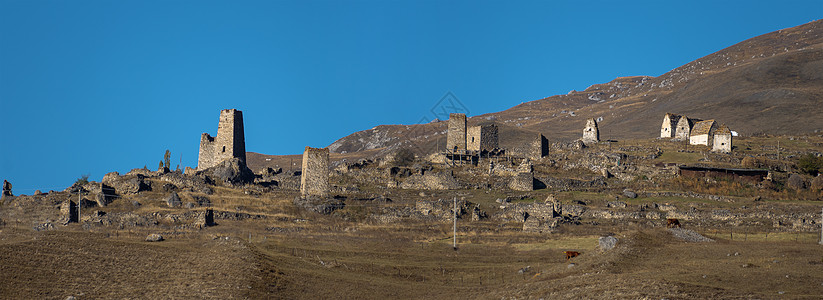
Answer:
[564,251,580,260]
[666,218,681,228]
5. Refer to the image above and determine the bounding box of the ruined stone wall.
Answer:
[300,147,330,198]
[531,133,549,159]
[467,124,498,152]
[509,172,534,191]
[197,109,246,170]
[583,118,599,145]
[446,113,467,152]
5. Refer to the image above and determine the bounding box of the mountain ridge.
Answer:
[250,19,823,169]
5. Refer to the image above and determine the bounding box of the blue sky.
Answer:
[0,0,820,194]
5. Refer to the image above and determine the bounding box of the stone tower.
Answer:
[467,124,499,152]
[301,147,330,198]
[197,109,246,170]
[531,133,549,159]
[446,113,467,152]
[582,118,599,145]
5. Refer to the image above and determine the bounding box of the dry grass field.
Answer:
[1,215,821,299]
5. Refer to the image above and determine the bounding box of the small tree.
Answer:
[159,161,164,170]
[74,174,90,186]
[164,149,171,169]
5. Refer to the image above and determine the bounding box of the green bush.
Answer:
[74,174,90,186]
[797,154,823,176]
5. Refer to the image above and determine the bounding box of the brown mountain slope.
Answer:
[257,19,823,165]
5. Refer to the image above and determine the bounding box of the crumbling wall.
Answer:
[509,172,534,191]
[531,133,549,159]
[467,124,499,152]
[300,147,330,198]
[197,109,246,170]
[446,113,467,152]
[583,118,599,145]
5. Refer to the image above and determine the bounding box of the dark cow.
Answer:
[666,218,681,228]
[564,251,580,260]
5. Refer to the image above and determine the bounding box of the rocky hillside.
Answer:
[325,19,823,156]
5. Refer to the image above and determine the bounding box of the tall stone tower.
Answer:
[582,118,600,145]
[446,113,467,152]
[197,109,246,170]
[301,147,330,198]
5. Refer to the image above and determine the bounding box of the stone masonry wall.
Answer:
[467,124,498,152]
[713,133,732,153]
[583,118,600,145]
[531,133,549,159]
[301,146,330,198]
[446,113,467,152]
[198,109,246,170]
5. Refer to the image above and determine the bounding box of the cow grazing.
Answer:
[666,218,681,228]
[564,251,580,260]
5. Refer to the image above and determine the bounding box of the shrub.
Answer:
[394,148,416,166]
[741,156,760,168]
[797,153,823,176]
[74,174,90,186]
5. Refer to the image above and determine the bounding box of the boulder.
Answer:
[205,158,255,185]
[811,175,823,190]
[165,192,182,208]
[562,204,586,217]
[606,201,627,208]
[622,189,637,199]
[598,236,618,251]
[146,234,164,242]
[787,174,806,190]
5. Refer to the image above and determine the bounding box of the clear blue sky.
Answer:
[0,0,820,194]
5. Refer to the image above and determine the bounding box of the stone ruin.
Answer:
[582,118,599,145]
[197,109,246,170]
[2,180,11,198]
[300,146,330,198]
[446,113,467,152]
[530,133,549,159]
[467,124,498,152]
[508,159,534,191]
